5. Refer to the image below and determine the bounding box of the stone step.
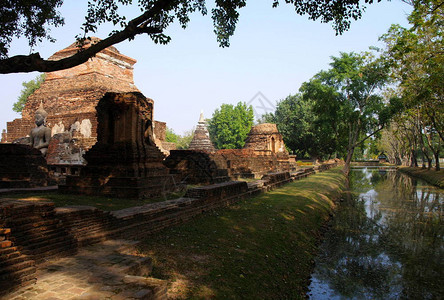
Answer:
[74,226,115,240]
[0,273,37,296]
[0,260,35,277]
[0,228,11,235]
[0,253,30,269]
[0,245,18,256]
[68,223,115,236]
[18,232,72,250]
[11,230,67,247]
[20,235,76,255]
[6,216,59,228]
[0,240,13,248]
[31,244,77,264]
[0,267,36,290]
[62,218,114,229]
[77,232,110,247]
[23,228,71,245]
[8,222,63,237]
[0,249,21,261]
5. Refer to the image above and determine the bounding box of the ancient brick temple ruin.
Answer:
[60,92,173,198]
[153,120,176,156]
[164,112,228,184]
[2,38,172,168]
[166,122,292,183]
[215,123,291,178]
[5,38,139,147]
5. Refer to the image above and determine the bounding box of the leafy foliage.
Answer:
[176,129,194,150]
[263,94,342,159]
[378,0,443,170]
[0,0,64,58]
[300,52,393,173]
[165,126,194,149]
[208,102,254,149]
[13,74,46,113]
[165,126,179,143]
[2,0,382,73]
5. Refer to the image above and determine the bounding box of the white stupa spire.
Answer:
[199,110,205,123]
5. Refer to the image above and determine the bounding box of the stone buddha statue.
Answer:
[28,103,52,156]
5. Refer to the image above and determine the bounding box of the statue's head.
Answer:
[35,102,48,126]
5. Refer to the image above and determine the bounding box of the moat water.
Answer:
[308,167,443,299]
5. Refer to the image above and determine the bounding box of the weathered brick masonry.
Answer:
[5,38,138,146]
[3,38,171,158]
[0,161,339,295]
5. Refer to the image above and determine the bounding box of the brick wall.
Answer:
[153,121,166,142]
[212,149,290,179]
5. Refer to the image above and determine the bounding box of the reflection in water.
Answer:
[308,168,443,299]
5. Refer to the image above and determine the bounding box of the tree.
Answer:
[1,0,382,74]
[263,94,345,159]
[379,0,443,170]
[165,126,179,143]
[301,52,395,174]
[380,0,443,143]
[176,129,194,149]
[208,102,254,149]
[13,74,46,113]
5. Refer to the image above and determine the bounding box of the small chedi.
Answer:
[60,92,173,198]
[188,112,216,152]
[243,123,287,155]
[165,112,228,184]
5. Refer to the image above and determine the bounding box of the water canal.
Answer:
[308,167,443,299]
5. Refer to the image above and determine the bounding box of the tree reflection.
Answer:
[309,168,443,299]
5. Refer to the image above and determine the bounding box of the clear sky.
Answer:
[1,0,412,136]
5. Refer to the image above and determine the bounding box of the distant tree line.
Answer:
[264,0,442,172]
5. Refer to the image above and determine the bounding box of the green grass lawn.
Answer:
[138,168,346,299]
[399,166,444,188]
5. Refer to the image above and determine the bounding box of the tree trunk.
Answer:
[410,149,418,167]
[422,148,432,169]
[435,152,440,171]
[342,147,355,176]
[427,157,433,170]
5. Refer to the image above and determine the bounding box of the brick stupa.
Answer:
[5,37,139,149]
[188,112,215,152]
[244,123,288,156]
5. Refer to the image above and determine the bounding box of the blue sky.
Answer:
[1,1,412,135]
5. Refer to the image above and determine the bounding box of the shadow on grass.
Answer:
[138,168,346,299]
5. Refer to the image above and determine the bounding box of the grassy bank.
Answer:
[399,167,444,188]
[138,168,346,299]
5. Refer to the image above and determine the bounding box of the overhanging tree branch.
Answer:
[0,0,173,74]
